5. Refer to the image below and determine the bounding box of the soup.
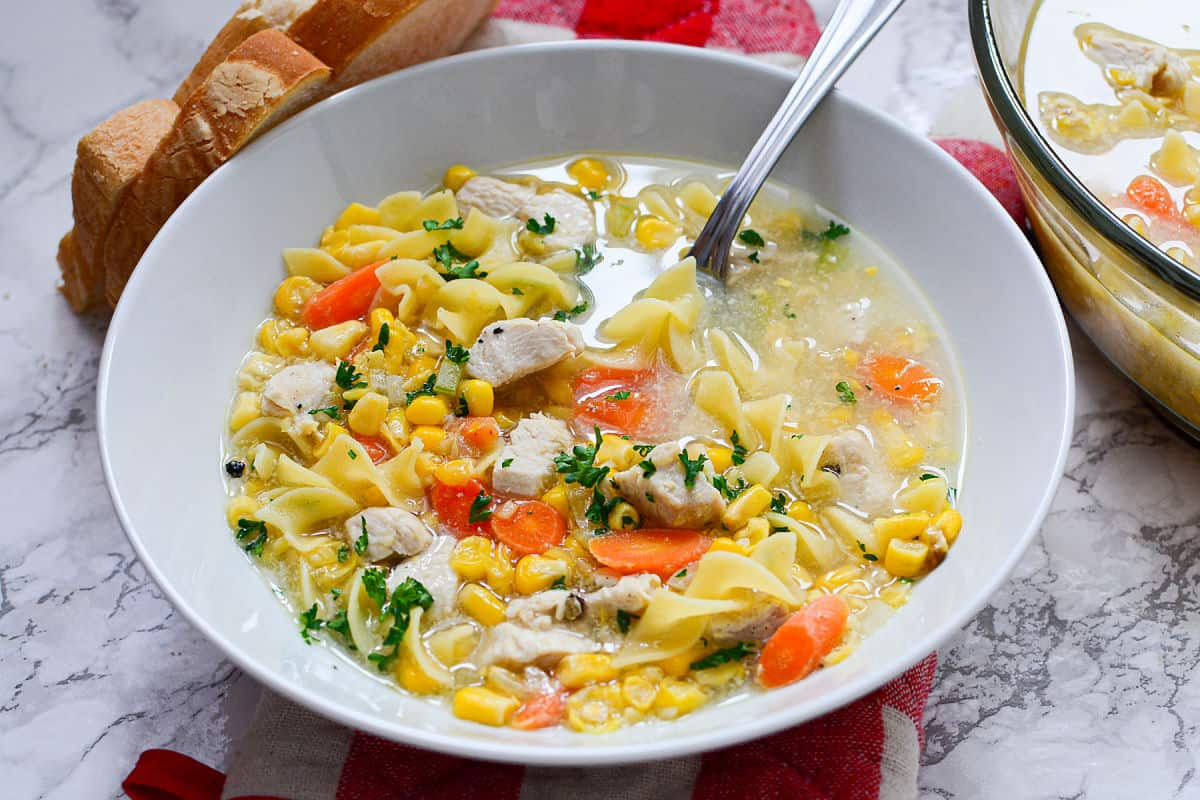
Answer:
[1022,0,1200,266]
[222,155,963,732]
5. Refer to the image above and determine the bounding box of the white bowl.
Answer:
[99,41,1073,765]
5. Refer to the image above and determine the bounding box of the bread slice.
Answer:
[103,30,331,306]
[173,0,318,105]
[59,98,179,311]
[287,0,497,97]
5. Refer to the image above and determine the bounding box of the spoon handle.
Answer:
[689,0,908,281]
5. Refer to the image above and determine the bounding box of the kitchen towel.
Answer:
[123,1,1026,798]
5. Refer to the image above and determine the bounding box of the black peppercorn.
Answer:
[225,459,246,478]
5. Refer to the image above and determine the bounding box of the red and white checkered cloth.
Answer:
[121,2,1025,798]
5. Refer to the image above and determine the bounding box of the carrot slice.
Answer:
[511,691,566,731]
[351,433,391,464]
[301,260,385,329]
[573,367,655,436]
[1126,175,1182,221]
[588,529,712,579]
[757,594,850,688]
[459,417,500,452]
[862,354,942,407]
[430,477,491,538]
[490,500,567,556]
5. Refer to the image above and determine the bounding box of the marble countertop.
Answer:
[3,1,1198,798]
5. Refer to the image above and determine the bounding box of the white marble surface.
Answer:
[2,1,1198,798]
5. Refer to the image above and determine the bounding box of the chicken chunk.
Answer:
[455,176,535,219]
[1079,23,1191,98]
[505,590,585,630]
[492,413,575,497]
[387,535,459,620]
[504,574,660,630]
[475,622,600,668]
[708,601,789,644]
[821,428,892,514]
[466,319,584,388]
[611,445,725,529]
[261,361,335,416]
[343,507,433,563]
[585,573,660,616]
[519,189,597,251]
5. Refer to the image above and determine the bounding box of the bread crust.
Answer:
[102,30,331,306]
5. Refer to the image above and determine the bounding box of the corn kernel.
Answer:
[722,484,772,530]
[486,549,515,596]
[873,512,933,553]
[453,686,518,726]
[884,538,929,578]
[787,500,817,524]
[635,215,681,250]
[621,673,659,712]
[656,645,705,677]
[864,266,879,276]
[443,164,477,192]
[879,583,911,608]
[406,395,449,426]
[379,408,410,451]
[407,355,437,380]
[541,484,570,518]
[369,307,394,339]
[342,386,369,404]
[398,653,445,694]
[691,661,745,688]
[888,442,926,471]
[427,622,479,666]
[225,496,259,528]
[275,327,310,358]
[335,202,381,230]
[273,276,321,320]
[460,379,494,417]
[843,348,860,366]
[310,320,368,361]
[229,391,261,431]
[257,319,284,354]
[451,536,494,581]
[567,157,610,190]
[595,434,637,470]
[709,537,751,557]
[608,501,639,531]
[895,477,948,514]
[706,446,733,473]
[1185,203,1200,229]
[738,517,770,545]
[348,391,389,436]
[514,554,569,595]
[412,425,447,452]
[653,678,708,719]
[557,654,619,689]
[435,458,474,487]
[932,508,962,544]
[459,583,507,626]
[566,683,624,733]
[314,422,349,459]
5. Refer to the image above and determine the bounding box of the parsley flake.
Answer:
[444,341,470,364]
[606,390,631,401]
[336,360,367,391]
[299,604,323,643]
[432,241,471,271]
[446,260,487,280]
[632,444,655,457]
[748,250,760,263]
[361,568,389,608]
[511,287,524,295]
[501,458,514,468]
[309,406,340,419]
[678,451,707,489]
[337,545,350,563]
[575,242,602,274]
[553,301,589,322]
[730,431,747,466]
[770,492,787,514]
[639,459,656,478]
[235,518,268,557]
[371,322,390,352]
[405,373,437,404]
[354,518,370,556]
[616,609,637,634]
[468,491,493,523]
[738,229,765,247]
[555,428,609,488]
[804,220,851,242]
[690,642,755,670]
[526,213,556,235]
[783,303,797,319]
[551,576,567,590]
[422,217,464,231]
[920,473,938,481]
[857,540,879,562]
[835,381,857,404]
[712,474,749,501]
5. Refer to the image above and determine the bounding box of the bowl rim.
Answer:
[969,0,1200,301]
[98,38,1074,765]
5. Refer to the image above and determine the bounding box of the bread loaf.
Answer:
[103,30,331,305]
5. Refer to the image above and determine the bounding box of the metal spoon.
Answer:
[689,0,908,282]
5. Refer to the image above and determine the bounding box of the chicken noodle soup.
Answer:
[1022,0,1200,265]
[223,155,964,732]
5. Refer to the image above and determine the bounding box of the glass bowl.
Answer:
[971,0,1200,440]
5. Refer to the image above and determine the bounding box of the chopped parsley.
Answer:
[555,427,609,488]
[324,609,352,641]
[361,567,389,608]
[575,242,602,274]
[468,491,494,523]
[857,540,879,562]
[405,372,437,404]
[432,241,471,271]
[616,609,636,634]
[368,577,435,671]
[835,380,856,404]
[337,545,350,563]
[899,577,914,584]
[632,444,655,457]
[678,451,708,489]
[551,576,567,590]
[804,220,851,242]
[791,433,805,440]
[446,259,487,280]
[770,492,788,514]
[675,568,688,578]
[645,492,656,503]
[354,518,370,556]
[553,301,589,322]
[639,459,656,478]
[422,217,464,231]
[454,395,469,417]
[501,458,514,468]
[526,213,556,235]
[920,473,938,481]
[783,303,797,320]
[690,642,756,670]
[738,229,765,247]
[730,431,747,466]
[712,474,749,501]
[948,486,958,504]
[511,287,524,295]
[309,405,340,419]
[587,190,602,200]
[371,322,390,352]
[348,449,358,460]
[444,341,470,364]
[235,518,268,557]
[336,360,367,391]
[585,489,621,528]
[299,604,323,643]
[748,251,760,263]
[606,390,631,401]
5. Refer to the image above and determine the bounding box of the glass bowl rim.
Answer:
[968,0,1200,301]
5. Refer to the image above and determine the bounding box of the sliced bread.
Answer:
[103,30,331,306]
[59,98,179,311]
